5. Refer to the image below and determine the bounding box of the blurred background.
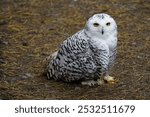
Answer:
[0,0,150,99]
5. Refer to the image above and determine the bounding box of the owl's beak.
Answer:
[101,28,104,35]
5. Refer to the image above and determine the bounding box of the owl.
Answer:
[47,13,117,86]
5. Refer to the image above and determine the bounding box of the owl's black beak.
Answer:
[102,28,104,35]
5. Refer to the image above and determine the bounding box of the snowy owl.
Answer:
[47,13,117,86]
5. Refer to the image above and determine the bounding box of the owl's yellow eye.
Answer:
[106,22,111,26]
[93,23,99,27]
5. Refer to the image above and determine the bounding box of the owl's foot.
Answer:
[104,75,116,84]
[81,80,97,86]
[97,78,105,85]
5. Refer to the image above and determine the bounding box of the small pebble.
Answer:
[0,19,7,25]
[22,41,28,46]
[132,42,137,46]
[25,73,33,78]
[0,58,5,64]
[0,40,9,45]
[22,73,33,79]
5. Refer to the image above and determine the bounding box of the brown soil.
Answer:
[0,0,150,99]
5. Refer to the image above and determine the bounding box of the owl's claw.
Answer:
[97,78,105,85]
[81,80,97,86]
[87,76,116,86]
[104,75,116,84]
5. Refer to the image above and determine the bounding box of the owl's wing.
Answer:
[49,30,97,81]
[89,41,110,76]
[59,31,89,60]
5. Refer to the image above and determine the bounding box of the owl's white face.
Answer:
[85,13,117,38]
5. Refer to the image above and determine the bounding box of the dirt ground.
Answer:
[0,0,150,99]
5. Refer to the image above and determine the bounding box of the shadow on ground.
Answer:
[0,0,150,99]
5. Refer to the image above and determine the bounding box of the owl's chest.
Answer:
[105,36,117,51]
[90,36,117,53]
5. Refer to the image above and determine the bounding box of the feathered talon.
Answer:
[81,80,97,86]
[104,75,116,84]
[97,79,105,85]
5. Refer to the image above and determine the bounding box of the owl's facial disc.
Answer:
[85,13,117,38]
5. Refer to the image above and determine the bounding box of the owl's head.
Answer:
[85,13,117,38]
